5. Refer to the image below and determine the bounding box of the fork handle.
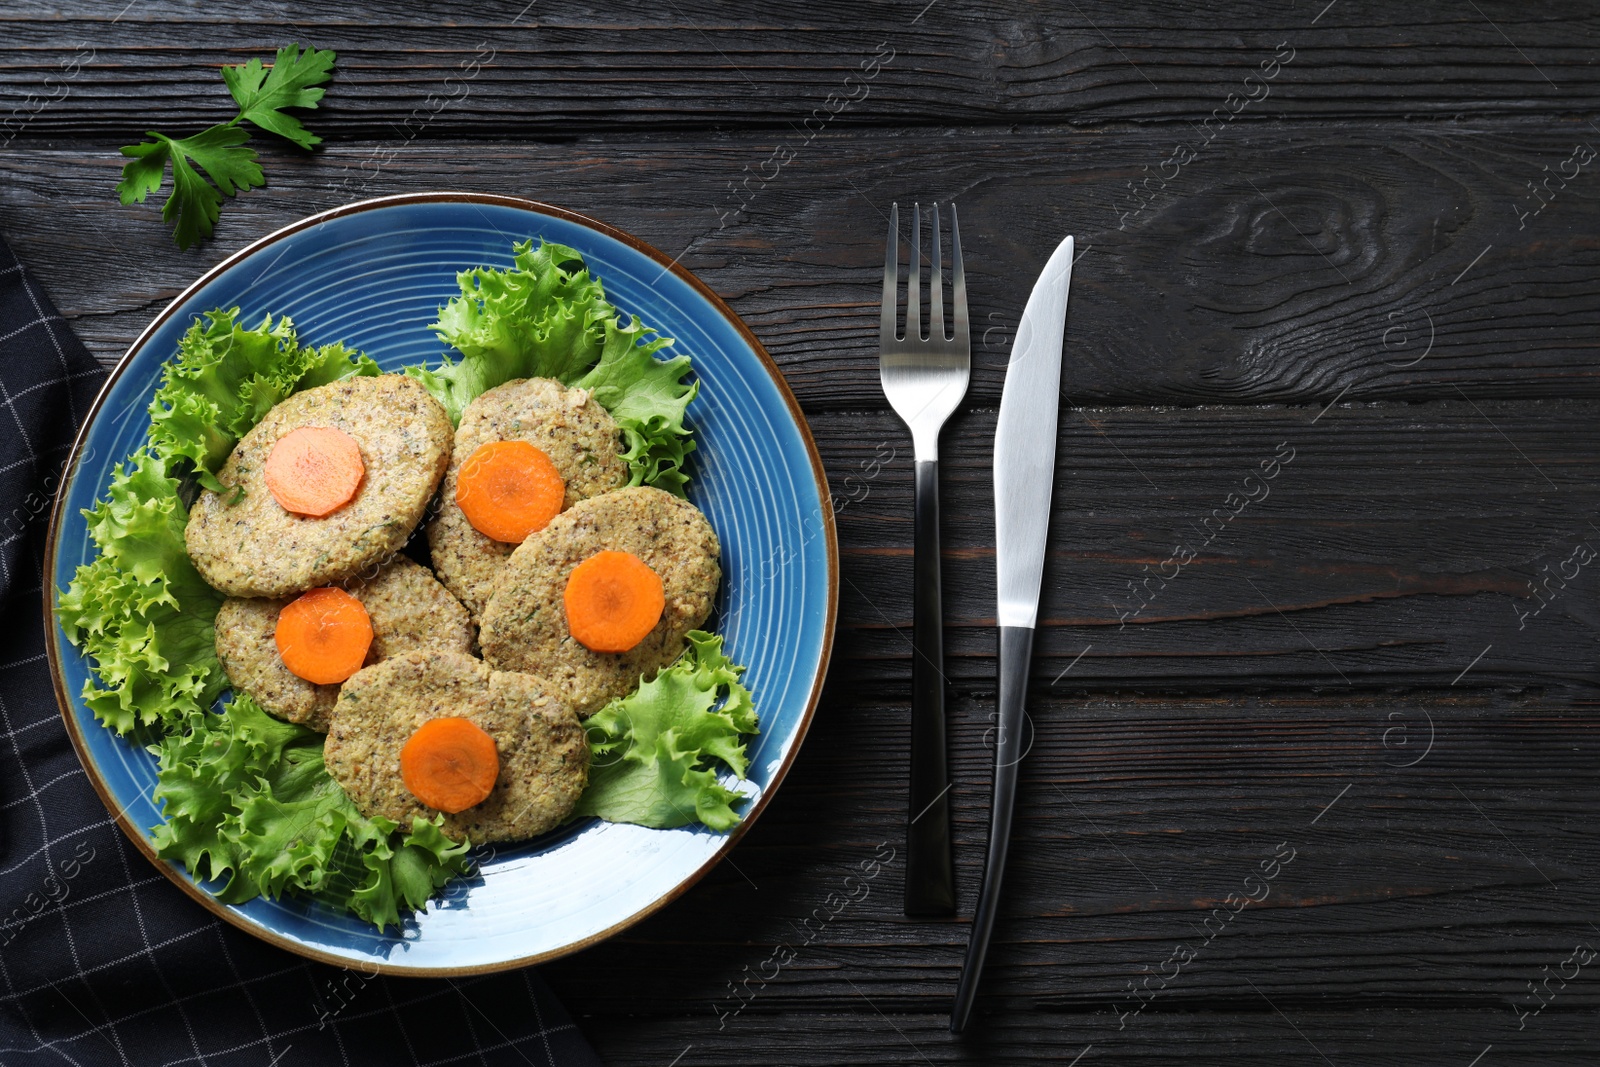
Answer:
[905,458,956,916]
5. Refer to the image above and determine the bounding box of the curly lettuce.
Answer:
[56,448,225,736]
[407,238,698,494]
[409,238,610,418]
[574,315,699,495]
[59,259,748,931]
[59,311,377,736]
[576,631,758,832]
[57,311,469,929]
[148,306,378,492]
[151,694,471,930]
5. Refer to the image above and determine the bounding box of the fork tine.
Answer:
[908,202,921,342]
[881,202,899,344]
[929,203,945,342]
[950,202,968,347]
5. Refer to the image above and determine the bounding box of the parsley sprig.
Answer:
[117,44,336,249]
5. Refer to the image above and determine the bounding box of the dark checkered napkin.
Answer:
[0,235,602,1067]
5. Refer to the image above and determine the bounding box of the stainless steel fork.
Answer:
[879,201,970,916]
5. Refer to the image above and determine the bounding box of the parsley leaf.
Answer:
[220,43,338,150]
[115,43,335,249]
[117,127,264,250]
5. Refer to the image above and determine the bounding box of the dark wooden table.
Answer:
[8,1,1600,1062]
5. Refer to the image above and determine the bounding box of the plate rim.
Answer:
[42,190,839,977]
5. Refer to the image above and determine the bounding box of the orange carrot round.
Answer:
[264,425,365,518]
[274,586,373,684]
[400,717,500,813]
[456,440,566,543]
[563,550,665,653]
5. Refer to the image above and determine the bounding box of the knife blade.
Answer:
[951,234,1075,1033]
[995,233,1075,627]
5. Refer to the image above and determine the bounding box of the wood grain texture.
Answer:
[543,686,1600,1043]
[13,1,1600,1061]
[819,403,1600,693]
[5,122,1600,406]
[5,1,1600,136]
[567,1009,1600,1066]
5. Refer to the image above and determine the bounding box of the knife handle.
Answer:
[905,458,955,916]
[950,623,1034,1032]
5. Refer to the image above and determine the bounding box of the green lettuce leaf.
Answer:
[151,694,472,931]
[575,631,758,832]
[61,257,732,930]
[58,306,471,930]
[407,239,699,494]
[56,448,226,736]
[147,307,378,491]
[410,239,611,424]
[574,315,699,495]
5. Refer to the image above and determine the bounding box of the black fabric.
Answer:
[0,236,603,1067]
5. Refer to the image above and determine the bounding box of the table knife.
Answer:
[950,233,1075,1033]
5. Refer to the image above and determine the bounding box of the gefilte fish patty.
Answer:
[427,377,627,622]
[478,486,720,716]
[185,374,452,598]
[324,649,588,843]
[213,555,475,732]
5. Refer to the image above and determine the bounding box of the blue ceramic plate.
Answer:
[45,193,837,975]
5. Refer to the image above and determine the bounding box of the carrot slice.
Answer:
[264,425,365,518]
[564,550,666,653]
[400,717,500,813]
[274,587,373,685]
[456,440,566,543]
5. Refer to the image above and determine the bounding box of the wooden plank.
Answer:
[815,403,1600,693]
[541,689,1600,1016]
[561,1008,1600,1066]
[5,1,1600,136]
[5,124,1600,406]
[11,5,1600,1061]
